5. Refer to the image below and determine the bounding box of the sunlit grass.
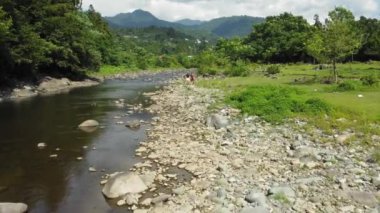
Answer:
[197,62,380,137]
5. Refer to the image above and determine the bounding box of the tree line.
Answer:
[0,1,203,84]
[200,7,380,80]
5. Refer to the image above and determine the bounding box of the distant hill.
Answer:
[105,10,265,39]
[197,16,264,38]
[105,9,180,28]
[175,19,204,26]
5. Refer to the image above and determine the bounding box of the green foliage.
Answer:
[245,13,312,62]
[266,65,281,75]
[356,17,380,61]
[372,150,380,164]
[306,7,363,83]
[0,1,112,79]
[0,7,11,40]
[360,75,378,86]
[197,50,229,76]
[335,81,360,91]
[305,98,331,114]
[272,193,291,204]
[228,86,331,122]
[225,60,250,77]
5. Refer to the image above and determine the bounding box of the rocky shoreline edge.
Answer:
[100,81,379,213]
[0,69,195,102]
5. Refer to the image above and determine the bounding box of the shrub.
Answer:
[266,65,281,75]
[304,98,331,114]
[335,81,359,92]
[198,65,218,76]
[225,60,250,77]
[361,75,378,86]
[228,86,331,123]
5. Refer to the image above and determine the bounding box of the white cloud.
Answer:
[82,0,380,22]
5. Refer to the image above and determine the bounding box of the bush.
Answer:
[266,65,281,75]
[304,98,331,114]
[228,86,331,123]
[361,75,378,86]
[198,65,218,76]
[335,81,359,91]
[225,60,250,77]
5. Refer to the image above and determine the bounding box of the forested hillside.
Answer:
[105,10,265,39]
[0,1,113,83]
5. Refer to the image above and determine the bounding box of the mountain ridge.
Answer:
[105,10,265,38]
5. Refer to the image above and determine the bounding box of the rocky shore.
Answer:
[0,76,100,101]
[102,81,380,212]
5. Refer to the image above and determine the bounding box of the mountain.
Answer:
[105,9,180,28]
[197,16,264,38]
[175,19,204,26]
[105,10,265,38]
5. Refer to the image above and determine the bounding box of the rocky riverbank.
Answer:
[102,81,380,212]
[0,76,100,101]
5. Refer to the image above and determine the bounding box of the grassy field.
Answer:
[197,62,380,137]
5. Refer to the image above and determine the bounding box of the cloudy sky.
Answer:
[82,0,380,22]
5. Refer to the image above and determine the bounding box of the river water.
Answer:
[0,72,180,213]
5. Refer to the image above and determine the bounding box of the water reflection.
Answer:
[0,72,180,213]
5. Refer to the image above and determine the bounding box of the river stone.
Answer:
[0,203,28,213]
[37,143,47,149]
[102,173,148,198]
[240,206,269,213]
[245,191,267,207]
[207,114,229,129]
[126,120,141,129]
[152,194,171,204]
[78,120,99,127]
[346,191,378,206]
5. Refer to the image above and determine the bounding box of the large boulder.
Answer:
[0,203,28,213]
[207,114,229,129]
[102,173,151,198]
[78,120,99,127]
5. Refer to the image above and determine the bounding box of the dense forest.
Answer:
[0,1,379,84]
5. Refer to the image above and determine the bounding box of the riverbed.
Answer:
[0,72,181,213]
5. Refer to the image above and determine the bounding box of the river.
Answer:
[0,72,181,213]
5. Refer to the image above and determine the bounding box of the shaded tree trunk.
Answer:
[332,59,338,83]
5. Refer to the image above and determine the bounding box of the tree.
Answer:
[307,7,362,83]
[356,17,380,61]
[245,13,311,62]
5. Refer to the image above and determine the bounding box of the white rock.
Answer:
[0,203,28,213]
[116,199,126,206]
[37,143,46,149]
[78,120,99,127]
[102,173,148,198]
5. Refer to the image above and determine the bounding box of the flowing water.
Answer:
[0,72,181,213]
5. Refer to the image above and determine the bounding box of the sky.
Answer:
[82,0,380,22]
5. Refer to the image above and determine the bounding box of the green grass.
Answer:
[272,192,291,204]
[197,62,380,137]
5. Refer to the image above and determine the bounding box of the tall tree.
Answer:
[245,13,311,62]
[307,7,362,83]
[356,17,380,61]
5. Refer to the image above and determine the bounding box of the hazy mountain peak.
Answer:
[175,19,204,26]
